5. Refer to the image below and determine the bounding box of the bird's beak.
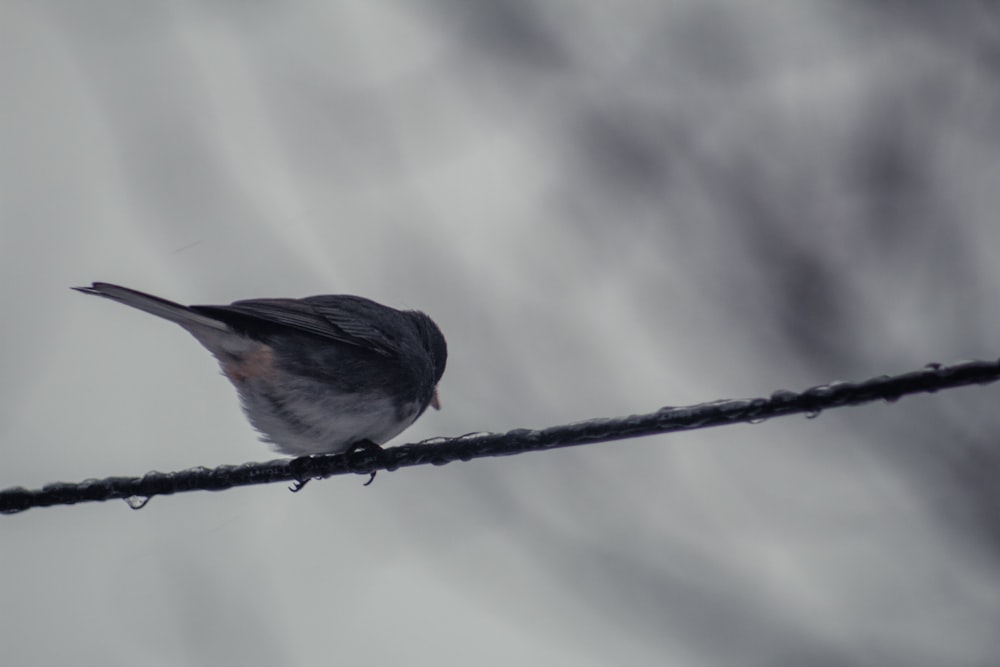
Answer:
[430,388,441,410]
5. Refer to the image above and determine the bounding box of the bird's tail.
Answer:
[72,282,228,331]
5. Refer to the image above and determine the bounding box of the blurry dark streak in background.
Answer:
[432,2,1000,661]
[5,1,1000,664]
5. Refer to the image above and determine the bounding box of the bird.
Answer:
[73,282,447,474]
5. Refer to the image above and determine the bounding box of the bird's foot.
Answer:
[344,439,384,486]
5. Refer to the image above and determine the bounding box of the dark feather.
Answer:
[191,295,407,357]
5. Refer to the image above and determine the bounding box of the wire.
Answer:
[2,358,998,514]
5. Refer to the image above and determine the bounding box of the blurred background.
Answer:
[3,1,1000,665]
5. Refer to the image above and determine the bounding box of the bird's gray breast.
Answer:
[228,336,427,455]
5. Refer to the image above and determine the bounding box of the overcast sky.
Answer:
[3,2,1000,665]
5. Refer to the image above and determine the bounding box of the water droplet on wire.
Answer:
[124,495,151,510]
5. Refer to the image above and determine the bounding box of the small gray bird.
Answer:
[73,282,447,458]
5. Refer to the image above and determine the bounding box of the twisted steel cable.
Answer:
[3,358,998,514]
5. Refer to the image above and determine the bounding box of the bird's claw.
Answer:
[344,440,384,486]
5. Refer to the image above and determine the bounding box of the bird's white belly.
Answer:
[236,378,422,456]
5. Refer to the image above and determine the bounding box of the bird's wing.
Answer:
[191,295,403,357]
